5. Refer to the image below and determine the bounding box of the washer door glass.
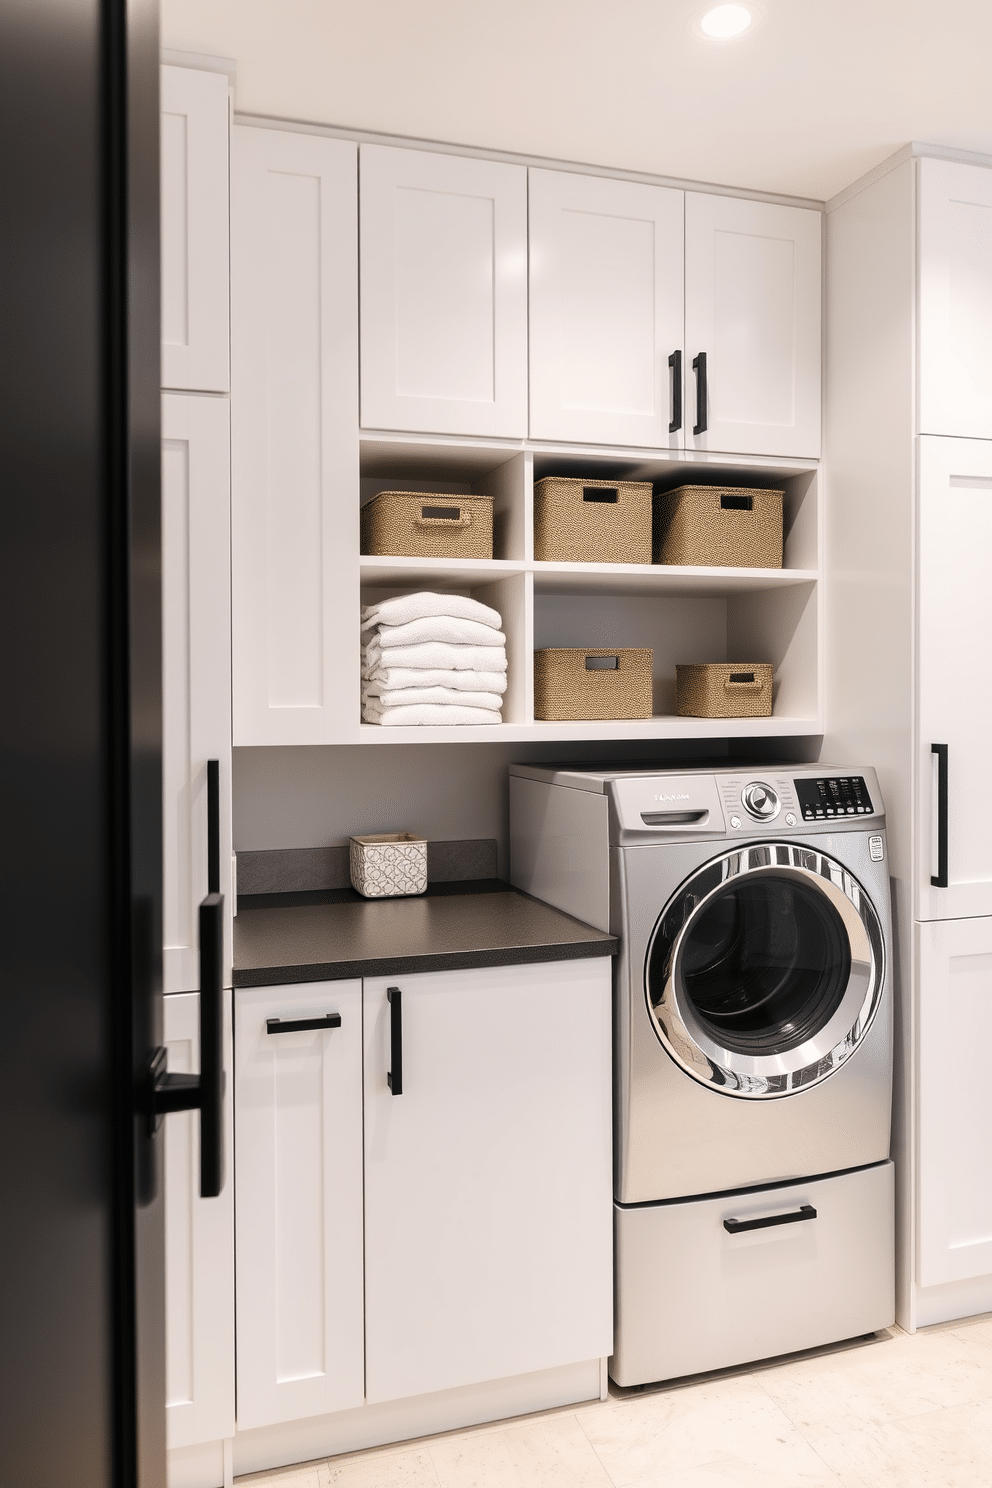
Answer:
[645,844,885,1098]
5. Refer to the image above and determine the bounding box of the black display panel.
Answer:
[794,776,875,821]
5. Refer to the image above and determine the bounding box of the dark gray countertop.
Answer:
[232,882,617,987]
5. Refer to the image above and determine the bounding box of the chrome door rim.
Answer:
[644,842,885,1099]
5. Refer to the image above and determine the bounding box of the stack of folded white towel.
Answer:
[361,591,507,726]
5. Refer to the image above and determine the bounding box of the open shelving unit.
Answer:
[355,433,822,744]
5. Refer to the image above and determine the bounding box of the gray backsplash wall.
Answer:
[233,736,822,879]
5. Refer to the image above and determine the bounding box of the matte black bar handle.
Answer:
[668,349,682,433]
[266,1013,342,1035]
[207,759,220,895]
[692,352,707,435]
[387,986,403,1095]
[724,1203,817,1235]
[931,742,949,888]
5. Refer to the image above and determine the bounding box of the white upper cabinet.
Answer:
[529,169,684,448]
[160,66,230,392]
[684,193,822,459]
[161,393,232,993]
[916,436,992,922]
[359,146,528,438]
[230,127,359,746]
[918,159,992,440]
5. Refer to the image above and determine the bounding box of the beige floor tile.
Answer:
[238,1466,324,1488]
[428,1412,613,1488]
[753,1327,992,1440]
[576,1374,838,1488]
[809,1398,992,1488]
[950,1317,992,1375]
[320,1444,441,1487]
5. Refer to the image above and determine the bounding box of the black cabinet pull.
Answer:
[266,1014,342,1035]
[207,759,220,895]
[668,349,682,433]
[692,351,707,435]
[387,986,403,1095]
[931,742,949,888]
[724,1203,817,1234]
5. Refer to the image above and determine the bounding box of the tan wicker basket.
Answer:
[676,663,774,719]
[361,491,494,560]
[653,486,783,569]
[534,648,653,721]
[534,477,652,564]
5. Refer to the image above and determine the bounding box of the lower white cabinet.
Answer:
[163,990,235,1450]
[917,918,992,1288]
[234,981,365,1429]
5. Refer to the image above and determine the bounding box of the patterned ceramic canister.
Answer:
[349,833,428,898]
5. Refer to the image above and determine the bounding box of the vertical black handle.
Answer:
[207,759,220,895]
[692,352,707,435]
[387,986,403,1095]
[198,892,224,1198]
[931,743,948,888]
[668,349,682,433]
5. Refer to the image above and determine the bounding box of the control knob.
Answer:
[741,780,780,821]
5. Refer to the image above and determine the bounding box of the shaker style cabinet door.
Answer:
[163,990,235,1449]
[363,960,613,1405]
[916,437,992,921]
[917,917,992,1287]
[918,159,992,440]
[160,65,230,392]
[161,394,233,993]
[684,193,821,459]
[235,981,365,1428]
[231,127,359,746]
[529,169,684,448]
[359,145,528,437]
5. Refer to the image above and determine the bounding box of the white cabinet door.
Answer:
[364,959,613,1405]
[163,990,235,1449]
[684,193,821,458]
[160,66,230,392]
[917,437,992,921]
[917,918,992,1287]
[231,127,359,746]
[360,145,528,437]
[235,981,365,1428]
[529,169,684,448]
[161,394,232,993]
[919,159,992,440]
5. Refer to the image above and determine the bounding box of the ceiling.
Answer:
[161,0,992,201]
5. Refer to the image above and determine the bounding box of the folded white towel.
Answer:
[361,591,502,631]
[365,703,502,726]
[363,666,508,694]
[362,685,504,711]
[368,615,506,650]
[362,642,507,677]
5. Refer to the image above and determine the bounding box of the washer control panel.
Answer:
[741,781,780,821]
[794,774,875,822]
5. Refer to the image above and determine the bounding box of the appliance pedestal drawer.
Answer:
[611,1160,894,1386]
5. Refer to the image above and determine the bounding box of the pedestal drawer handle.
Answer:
[266,1014,342,1035]
[724,1203,817,1234]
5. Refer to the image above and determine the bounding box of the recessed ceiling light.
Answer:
[692,3,765,42]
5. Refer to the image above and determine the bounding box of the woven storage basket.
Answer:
[361,491,494,560]
[534,648,653,721]
[349,833,428,898]
[534,477,652,564]
[676,663,774,719]
[653,486,783,568]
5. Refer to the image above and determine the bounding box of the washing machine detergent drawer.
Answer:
[611,1160,894,1387]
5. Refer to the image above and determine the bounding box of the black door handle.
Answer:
[150,892,225,1198]
[668,349,682,433]
[724,1203,817,1234]
[692,352,707,435]
[207,759,220,895]
[266,1014,342,1035]
[931,743,948,888]
[387,986,403,1095]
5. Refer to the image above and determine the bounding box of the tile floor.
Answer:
[239,1315,992,1488]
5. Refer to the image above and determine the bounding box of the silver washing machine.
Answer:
[510,762,895,1385]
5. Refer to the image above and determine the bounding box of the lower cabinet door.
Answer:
[917,918,992,1287]
[163,990,235,1448]
[363,959,614,1405]
[235,981,365,1428]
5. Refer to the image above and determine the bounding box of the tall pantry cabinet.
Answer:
[825,149,992,1331]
